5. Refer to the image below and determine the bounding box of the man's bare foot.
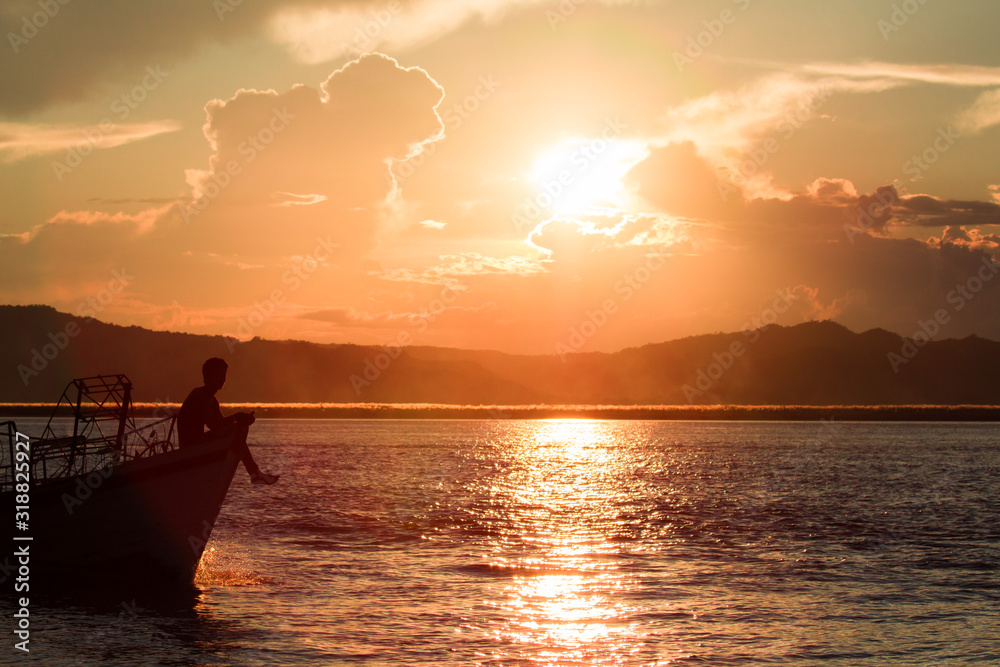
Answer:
[251,471,279,485]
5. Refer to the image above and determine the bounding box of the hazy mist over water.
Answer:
[5,419,999,665]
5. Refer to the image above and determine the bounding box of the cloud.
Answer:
[893,195,1000,229]
[625,141,746,219]
[787,62,1000,136]
[9,205,172,245]
[187,53,442,199]
[268,0,541,65]
[654,62,1000,207]
[268,0,645,64]
[626,139,882,238]
[0,0,456,116]
[955,88,1000,134]
[797,61,1000,87]
[0,0,267,115]
[0,204,179,311]
[296,293,505,348]
[0,120,181,162]
[0,54,450,335]
[527,214,667,257]
[298,306,406,327]
[378,253,546,283]
[657,73,902,198]
[181,53,444,257]
[626,137,999,247]
[0,0,657,116]
[272,192,328,207]
[927,226,1000,254]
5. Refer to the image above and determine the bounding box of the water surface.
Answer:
[5,419,999,665]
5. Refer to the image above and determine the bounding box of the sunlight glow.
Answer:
[485,420,647,663]
[529,138,648,215]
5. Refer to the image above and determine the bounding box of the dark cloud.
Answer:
[624,141,746,219]
[610,138,1000,342]
[0,0,276,115]
[893,195,1000,228]
[626,142,1000,247]
[853,185,898,235]
[298,307,399,327]
[943,226,972,243]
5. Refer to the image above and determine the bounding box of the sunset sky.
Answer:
[3,1,999,354]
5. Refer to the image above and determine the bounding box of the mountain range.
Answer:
[2,305,999,405]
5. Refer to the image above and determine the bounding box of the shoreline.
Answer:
[2,403,999,421]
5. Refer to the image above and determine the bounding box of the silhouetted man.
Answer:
[178,357,278,485]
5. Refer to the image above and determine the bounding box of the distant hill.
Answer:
[1,305,999,405]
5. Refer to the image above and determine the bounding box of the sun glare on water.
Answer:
[529,138,648,215]
[484,419,649,663]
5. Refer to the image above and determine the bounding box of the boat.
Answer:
[0,374,241,586]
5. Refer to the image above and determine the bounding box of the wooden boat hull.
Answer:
[3,432,240,586]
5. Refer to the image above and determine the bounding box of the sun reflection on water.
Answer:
[484,419,648,665]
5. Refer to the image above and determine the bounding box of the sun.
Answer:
[528,137,648,215]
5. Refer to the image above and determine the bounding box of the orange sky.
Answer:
[2,1,999,354]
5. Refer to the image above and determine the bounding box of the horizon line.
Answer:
[5,303,1000,357]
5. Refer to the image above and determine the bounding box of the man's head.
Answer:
[202,357,229,392]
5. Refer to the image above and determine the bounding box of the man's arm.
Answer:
[207,397,254,430]
[203,395,232,431]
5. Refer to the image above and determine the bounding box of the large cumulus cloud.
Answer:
[181,53,443,256]
[0,55,446,336]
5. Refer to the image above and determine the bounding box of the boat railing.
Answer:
[0,375,181,493]
[0,421,23,494]
[0,414,179,494]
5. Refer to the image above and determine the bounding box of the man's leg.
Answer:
[231,424,261,475]
[230,424,278,484]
